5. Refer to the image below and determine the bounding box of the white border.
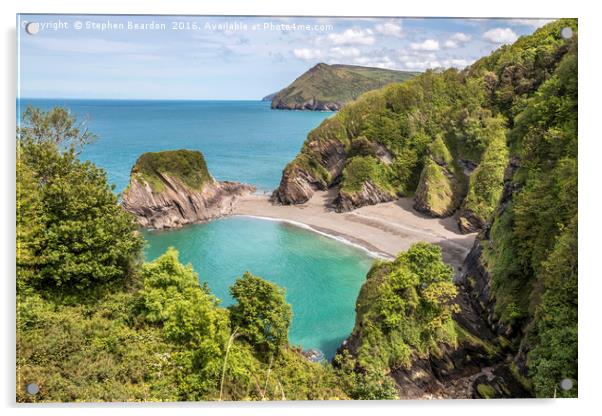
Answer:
[2,1,598,415]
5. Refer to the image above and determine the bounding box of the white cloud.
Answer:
[330,47,361,58]
[374,22,403,38]
[444,32,472,48]
[327,28,375,46]
[351,55,396,69]
[398,52,441,70]
[483,28,519,44]
[510,19,555,28]
[293,48,324,60]
[294,46,363,62]
[410,39,440,51]
[442,58,472,68]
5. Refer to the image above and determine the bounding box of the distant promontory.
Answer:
[268,63,419,111]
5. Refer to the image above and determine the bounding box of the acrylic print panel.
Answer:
[16,14,578,402]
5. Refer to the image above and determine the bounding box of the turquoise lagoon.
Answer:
[18,99,374,358]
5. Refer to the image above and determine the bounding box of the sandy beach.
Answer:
[233,190,476,274]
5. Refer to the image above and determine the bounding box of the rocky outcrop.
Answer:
[272,99,343,111]
[122,151,255,229]
[271,138,346,204]
[457,209,485,234]
[413,158,466,218]
[339,289,529,399]
[459,155,522,336]
[334,181,396,212]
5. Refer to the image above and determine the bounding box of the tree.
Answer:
[229,272,292,357]
[16,106,143,291]
[18,106,96,153]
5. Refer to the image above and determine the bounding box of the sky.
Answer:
[17,15,556,100]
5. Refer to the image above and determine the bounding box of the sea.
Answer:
[17,99,374,358]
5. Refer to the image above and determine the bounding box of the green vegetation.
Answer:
[341,243,458,378]
[16,107,346,402]
[459,122,509,229]
[131,149,213,192]
[17,107,143,291]
[271,63,418,109]
[476,383,496,399]
[339,156,396,195]
[229,272,292,358]
[481,44,578,397]
[282,19,577,222]
[277,22,579,397]
[16,18,579,401]
[414,136,467,216]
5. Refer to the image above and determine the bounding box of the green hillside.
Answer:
[270,63,419,110]
[275,18,578,398]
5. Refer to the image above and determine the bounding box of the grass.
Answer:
[131,150,212,192]
[272,63,418,107]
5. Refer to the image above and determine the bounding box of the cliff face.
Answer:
[271,129,347,204]
[272,20,576,233]
[333,21,578,399]
[337,243,529,399]
[122,150,255,229]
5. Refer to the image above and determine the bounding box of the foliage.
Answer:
[229,272,292,358]
[16,107,346,402]
[131,149,212,192]
[459,120,509,227]
[340,156,396,195]
[481,38,577,397]
[17,108,143,291]
[283,19,577,219]
[333,350,398,400]
[18,105,97,153]
[527,216,577,398]
[348,243,458,374]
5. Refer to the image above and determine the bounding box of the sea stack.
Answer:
[122,149,255,229]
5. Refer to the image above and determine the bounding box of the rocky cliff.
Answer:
[272,20,576,234]
[122,150,255,229]
[336,243,529,399]
[332,20,578,399]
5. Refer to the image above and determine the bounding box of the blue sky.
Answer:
[17,15,555,99]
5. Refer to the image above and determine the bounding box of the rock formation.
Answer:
[122,150,255,229]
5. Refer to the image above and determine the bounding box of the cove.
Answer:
[142,216,374,359]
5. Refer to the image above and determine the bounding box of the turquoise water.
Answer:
[17,99,372,358]
[143,217,373,358]
[17,99,331,193]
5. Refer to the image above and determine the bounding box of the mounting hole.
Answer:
[560,378,574,391]
[25,22,39,35]
[560,27,573,39]
[25,382,39,395]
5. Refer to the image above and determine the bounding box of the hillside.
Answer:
[270,63,419,111]
[275,19,578,397]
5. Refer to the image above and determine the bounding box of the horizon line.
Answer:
[17,97,269,102]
